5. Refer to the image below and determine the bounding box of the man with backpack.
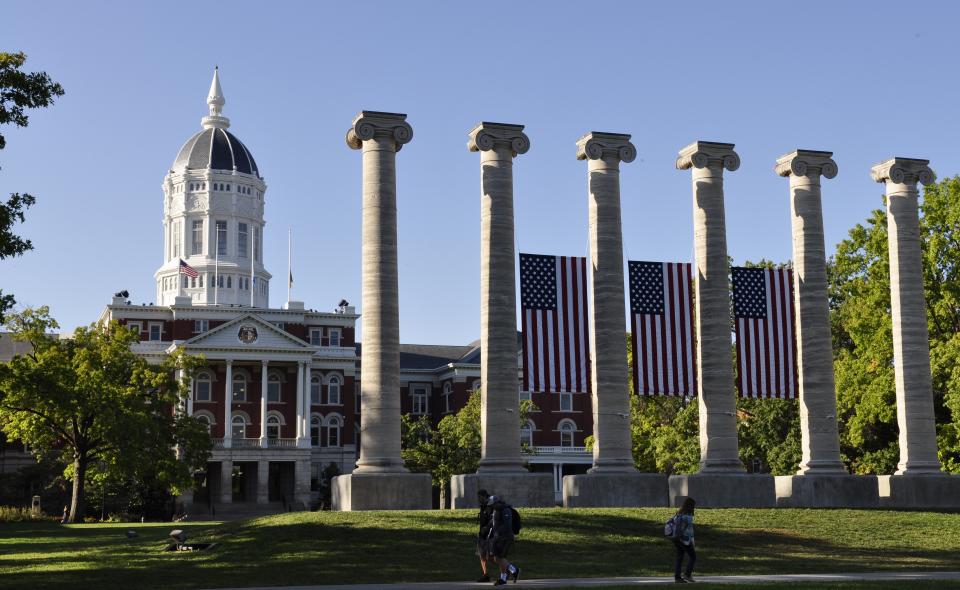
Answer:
[475,489,494,582]
[486,495,520,586]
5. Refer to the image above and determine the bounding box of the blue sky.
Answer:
[2,1,956,344]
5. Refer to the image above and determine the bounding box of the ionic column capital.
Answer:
[871,157,934,187]
[676,140,740,171]
[467,122,530,156]
[576,131,636,163]
[775,149,838,179]
[345,111,413,152]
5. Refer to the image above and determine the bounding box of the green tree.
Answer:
[0,308,210,522]
[0,53,64,321]
[828,176,960,474]
[401,390,537,508]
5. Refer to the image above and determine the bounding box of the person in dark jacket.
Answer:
[672,497,696,583]
[487,495,520,586]
[475,489,494,582]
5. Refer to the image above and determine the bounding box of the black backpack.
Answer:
[509,506,521,535]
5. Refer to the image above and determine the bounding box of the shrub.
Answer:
[0,506,52,522]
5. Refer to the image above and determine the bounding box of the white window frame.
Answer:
[194,412,214,434]
[327,376,341,405]
[266,414,282,439]
[520,420,535,447]
[267,374,282,403]
[194,372,212,402]
[309,328,322,345]
[310,415,322,447]
[127,322,142,336]
[193,319,209,334]
[191,219,203,255]
[559,420,576,448]
[326,415,342,447]
[559,391,573,412]
[231,415,247,438]
[310,375,322,404]
[232,375,247,402]
[215,220,228,256]
[411,385,429,415]
[148,322,163,342]
[328,328,341,347]
[442,382,453,414]
[171,220,181,260]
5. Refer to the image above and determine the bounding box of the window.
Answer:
[521,421,534,447]
[216,275,224,288]
[231,415,246,438]
[216,220,227,256]
[559,421,576,448]
[194,373,211,401]
[226,184,230,191]
[559,392,573,412]
[355,383,361,413]
[232,375,247,402]
[311,416,322,447]
[128,322,142,336]
[238,223,248,258]
[442,382,453,414]
[226,276,232,288]
[190,276,196,288]
[267,415,281,439]
[194,320,209,333]
[199,274,204,288]
[274,322,285,331]
[327,416,342,447]
[412,386,428,415]
[148,323,162,341]
[196,414,212,434]
[171,220,181,259]
[328,376,341,405]
[191,220,203,255]
[183,276,189,288]
[310,375,321,404]
[329,329,341,347]
[253,226,260,262]
[309,328,322,345]
[267,374,281,402]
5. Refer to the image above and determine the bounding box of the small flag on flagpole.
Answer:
[179,259,199,278]
[732,266,797,399]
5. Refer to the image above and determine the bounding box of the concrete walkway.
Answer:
[206,571,960,590]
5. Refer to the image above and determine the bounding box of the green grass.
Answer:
[2,508,960,589]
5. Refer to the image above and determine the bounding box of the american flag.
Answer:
[629,261,696,396]
[519,253,590,393]
[179,259,199,278]
[732,267,797,399]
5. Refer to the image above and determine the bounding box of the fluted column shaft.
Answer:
[347,112,413,474]
[223,360,233,447]
[578,133,637,473]
[260,360,268,446]
[470,122,529,473]
[776,150,845,474]
[677,141,743,472]
[872,157,941,474]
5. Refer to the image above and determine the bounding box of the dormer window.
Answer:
[329,329,341,347]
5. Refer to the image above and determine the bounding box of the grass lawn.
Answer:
[2,508,960,589]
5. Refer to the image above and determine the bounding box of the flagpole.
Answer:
[287,228,292,305]
[214,244,219,306]
[178,260,183,298]
[250,241,255,308]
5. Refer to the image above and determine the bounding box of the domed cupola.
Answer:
[171,68,260,177]
[155,67,271,309]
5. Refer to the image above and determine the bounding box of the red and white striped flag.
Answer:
[732,267,797,399]
[629,261,696,396]
[519,253,590,393]
[179,258,199,278]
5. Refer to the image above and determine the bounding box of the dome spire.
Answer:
[201,66,230,130]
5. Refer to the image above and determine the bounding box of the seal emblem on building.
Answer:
[238,325,258,344]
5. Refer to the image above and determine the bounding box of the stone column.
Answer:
[872,158,940,474]
[296,361,308,448]
[676,141,742,473]
[577,132,636,473]
[332,111,431,510]
[775,150,845,474]
[450,122,552,508]
[771,151,879,508]
[260,360,269,447]
[670,141,774,508]
[223,360,233,448]
[220,460,233,504]
[562,132,668,508]
[257,459,269,504]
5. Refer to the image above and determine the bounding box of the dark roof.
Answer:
[355,332,522,371]
[172,128,259,176]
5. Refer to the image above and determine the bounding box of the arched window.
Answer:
[327,376,341,405]
[310,375,322,404]
[196,414,212,434]
[520,420,534,447]
[194,373,212,402]
[442,382,453,413]
[311,415,322,447]
[267,415,281,439]
[231,415,246,439]
[326,415,342,447]
[232,375,247,402]
[267,374,281,402]
[559,420,576,448]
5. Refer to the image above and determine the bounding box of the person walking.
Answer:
[60,505,69,524]
[475,489,494,582]
[487,495,520,586]
[672,497,696,583]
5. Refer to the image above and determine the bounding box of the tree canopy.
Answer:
[0,308,210,521]
[0,52,64,321]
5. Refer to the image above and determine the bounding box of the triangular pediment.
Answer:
[180,314,312,352]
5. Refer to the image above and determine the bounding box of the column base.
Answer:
[450,472,554,508]
[563,472,668,508]
[332,472,432,511]
[775,474,879,508]
[668,473,776,508]
[878,474,960,509]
